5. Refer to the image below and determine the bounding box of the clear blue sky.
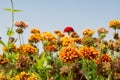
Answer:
[0,0,120,43]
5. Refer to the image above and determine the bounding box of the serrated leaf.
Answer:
[3,8,22,12]
[7,28,14,37]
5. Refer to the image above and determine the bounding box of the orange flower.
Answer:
[30,28,40,34]
[15,72,36,80]
[96,54,111,64]
[61,36,75,46]
[79,46,98,60]
[109,20,120,29]
[82,29,94,36]
[70,32,79,38]
[41,32,57,42]
[74,38,82,44]
[18,44,37,54]
[54,30,65,37]
[28,33,41,43]
[45,45,56,51]
[59,46,83,63]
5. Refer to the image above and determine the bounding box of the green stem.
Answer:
[10,0,14,30]
[19,34,22,45]
[21,34,24,44]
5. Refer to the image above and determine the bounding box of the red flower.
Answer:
[64,26,74,33]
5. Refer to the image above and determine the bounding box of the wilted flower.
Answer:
[96,54,111,64]
[14,21,28,29]
[60,66,69,77]
[112,56,120,72]
[113,32,119,40]
[16,55,31,71]
[97,27,109,35]
[97,62,111,78]
[82,29,94,36]
[112,71,120,80]
[59,46,83,63]
[16,28,23,34]
[0,55,8,65]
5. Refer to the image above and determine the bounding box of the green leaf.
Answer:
[3,8,22,12]
[43,60,47,68]
[7,27,14,37]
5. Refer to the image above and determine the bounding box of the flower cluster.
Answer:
[1,19,120,80]
[59,46,83,62]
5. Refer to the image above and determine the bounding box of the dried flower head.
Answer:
[60,66,69,77]
[14,21,28,29]
[96,54,111,64]
[0,55,9,65]
[97,27,109,34]
[97,62,111,78]
[112,56,120,72]
[16,55,31,71]
[16,28,23,34]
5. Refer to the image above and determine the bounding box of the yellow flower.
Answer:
[18,44,37,54]
[41,32,57,42]
[28,33,41,43]
[61,36,75,46]
[14,72,36,80]
[82,29,94,36]
[30,28,40,34]
[109,20,120,29]
[59,46,83,63]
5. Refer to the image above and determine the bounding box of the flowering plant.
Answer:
[0,1,120,80]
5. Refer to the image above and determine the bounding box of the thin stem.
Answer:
[19,34,22,45]
[10,0,14,30]
[21,34,24,44]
